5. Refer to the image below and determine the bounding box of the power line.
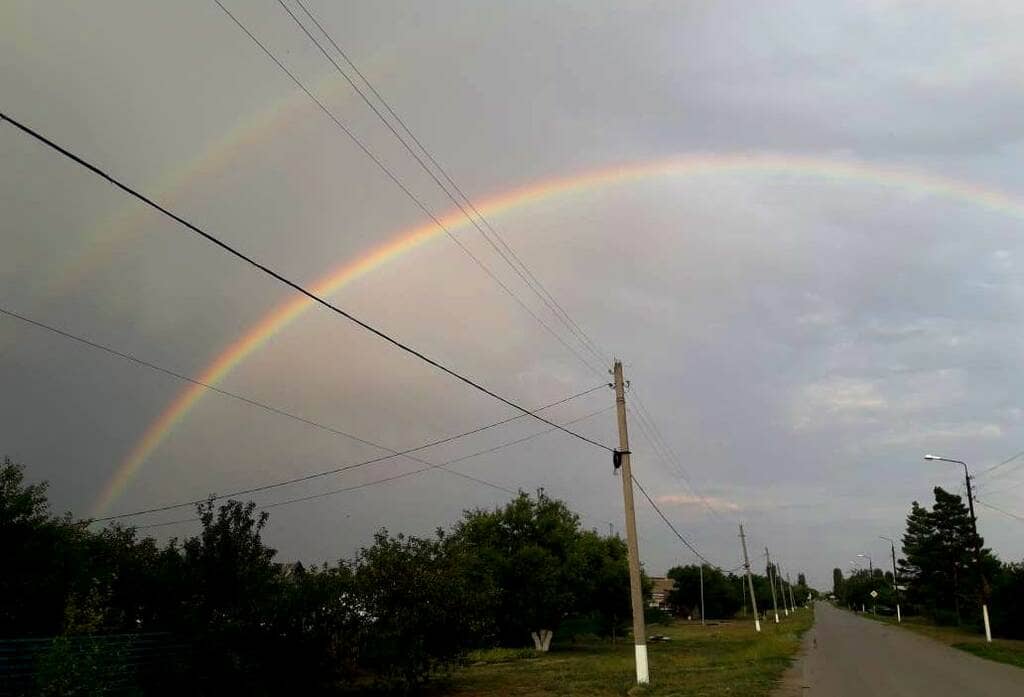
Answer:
[92,390,611,523]
[966,450,1024,478]
[284,0,609,371]
[0,112,614,456]
[630,473,719,568]
[133,404,615,529]
[976,499,1024,523]
[627,393,731,524]
[263,404,615,509]
[3,301,609,522]
[2,299,604,469]
[210,0,602,377]
[977,476,1024,497]
[628,403,724,523]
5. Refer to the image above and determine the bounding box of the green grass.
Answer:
[440,608,814,696]
[954,642,1024,670]
[866,612,1024,671]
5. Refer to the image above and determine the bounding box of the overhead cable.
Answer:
[0,112,614,457]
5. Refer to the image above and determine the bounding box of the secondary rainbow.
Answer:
[92,153,1024,516]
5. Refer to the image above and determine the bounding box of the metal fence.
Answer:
[0,633,188,696]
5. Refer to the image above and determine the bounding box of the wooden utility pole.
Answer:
[613,360,649,684]
[765,547,780,623]
[740,524,761,632]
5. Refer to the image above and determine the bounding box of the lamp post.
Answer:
[858,554,876,614]
[880,536,901,623]
[923,454,992,642]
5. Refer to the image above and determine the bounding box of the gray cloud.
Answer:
[4,1,1024,590]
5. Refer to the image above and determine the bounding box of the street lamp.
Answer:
[880,536,901,623]
[923,454,992,642]
[858,554,876,613]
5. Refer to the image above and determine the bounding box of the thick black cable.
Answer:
[287,0,608,370]
[133,404,614,529]
[210,1,602,377]
[0,112,613,455]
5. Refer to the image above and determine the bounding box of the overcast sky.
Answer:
[5,1,1024,589]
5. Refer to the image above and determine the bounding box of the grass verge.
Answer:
[866,613,1024,670]
[440,607,814,696]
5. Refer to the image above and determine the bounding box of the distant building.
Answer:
[648,576,675,609]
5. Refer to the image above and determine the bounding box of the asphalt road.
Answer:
[777,601,1023,696]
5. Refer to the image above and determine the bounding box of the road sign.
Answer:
[870,590,878,598]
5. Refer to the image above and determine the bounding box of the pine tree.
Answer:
[899,487,990,626]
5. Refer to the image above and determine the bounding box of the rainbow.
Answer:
[91,153,1024,516]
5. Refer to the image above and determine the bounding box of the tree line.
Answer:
[1,457,638,694]
[663,564,814,621]
[831,486,1024,638]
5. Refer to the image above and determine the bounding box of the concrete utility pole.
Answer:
[613,360,649,684]
[740,525,761,632]
[924,455,992,642]
[765,548,780,623]
[787,572,796,610]
[699,563,706,626]
[778,563,790,616]
[881,536,901,623]
[963,470,991,642]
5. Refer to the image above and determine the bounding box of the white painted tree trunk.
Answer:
[530,629,554,652]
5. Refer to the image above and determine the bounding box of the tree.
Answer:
[568,530,632,638]
[899,487,994,627]
[666,565,741,619]
[0,457,92,635]
[832,568,844,598]
[990,560,1024,639]
[450,490,625,650]
[172,499,282,691]
[352,529,488,688]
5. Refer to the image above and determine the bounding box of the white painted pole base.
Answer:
[774,612,779,624]
[896,604,901,623]
[754,618,761,632]
[982,604,992,643]
[635,644,650,684]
